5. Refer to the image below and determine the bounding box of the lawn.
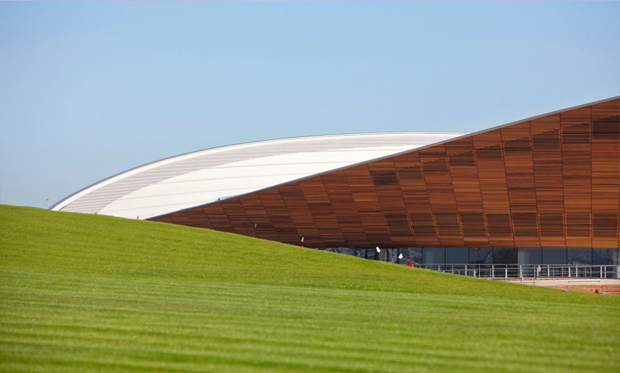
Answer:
[1,204,619,372]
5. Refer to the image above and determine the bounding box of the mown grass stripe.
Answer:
[1,205,619,372]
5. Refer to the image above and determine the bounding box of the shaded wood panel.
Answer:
[418,145,464,247]
[446,137,488,247]
[321,171,368,247]
[391,151,440,247]
[561,107,592,248]
[531,113,565,248]
[501,121,539,248]
[591,100,620,248]
[472,129,514,247]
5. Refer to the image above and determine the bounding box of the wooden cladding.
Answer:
[153,99,620,249]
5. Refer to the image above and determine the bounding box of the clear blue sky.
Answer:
[1,2,619,209]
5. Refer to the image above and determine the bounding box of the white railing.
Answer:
[414,264,619,279]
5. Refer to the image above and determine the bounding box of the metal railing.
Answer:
[415,264,619,279]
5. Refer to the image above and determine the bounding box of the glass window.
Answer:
[335,247,355,256]
[592,249,616,265]
[387,249,399,263]
[378,248,388,261]
[400,247,423,265]
[446,247,468,264]
[423,247,445,264]
[494,248,518,264]
[518,248,541,265]
[469,248,492,264]
[542,248,566,264]
[366,248,378,260]
[567,248,591,265]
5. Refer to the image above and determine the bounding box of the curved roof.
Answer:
[51,132,463,219]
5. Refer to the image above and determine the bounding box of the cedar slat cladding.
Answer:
[393,152,438,246]
[591,100,620,247]
[502,122,540,247]
[562,106,593,248]
[473,129,513,247]
[153,99,620,249]
[420,145,463,247]
[532,113,565,247]
[322,171,368,246]
[446,137,487,246]
[369,159,410,246]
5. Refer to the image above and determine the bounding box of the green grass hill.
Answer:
[1,204,619,372]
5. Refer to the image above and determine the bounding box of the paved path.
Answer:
[493,278,620,295]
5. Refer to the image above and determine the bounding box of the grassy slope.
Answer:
[0,205,619,372]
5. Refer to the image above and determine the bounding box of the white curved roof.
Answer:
[52,132,463,219]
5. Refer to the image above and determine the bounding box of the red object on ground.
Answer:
[407,260,413,267]
[137,215,139,219]
[595,289,599,294]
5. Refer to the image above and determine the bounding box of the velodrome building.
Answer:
[52,97,620,277]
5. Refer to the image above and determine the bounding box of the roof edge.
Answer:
[50,131,462,212]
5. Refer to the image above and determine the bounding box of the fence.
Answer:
[417,264,619,279]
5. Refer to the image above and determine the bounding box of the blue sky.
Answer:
[1,2,619,209]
